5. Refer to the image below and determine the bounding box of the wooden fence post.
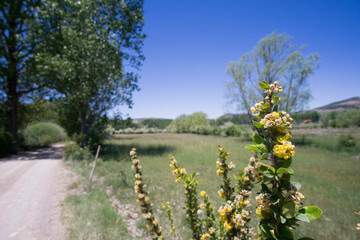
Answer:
[89,145,101,185]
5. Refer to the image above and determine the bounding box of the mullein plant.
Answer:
[130,148,163,240]
[248,81,322,239]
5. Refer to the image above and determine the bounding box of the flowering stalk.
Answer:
[216,146,235,201]
[170,154,202,239]
[162,202,176,238]
[199,191,217,239]
[130,148,163,240]
[248,81,322,239]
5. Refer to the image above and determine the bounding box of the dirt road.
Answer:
[0,145,69,240]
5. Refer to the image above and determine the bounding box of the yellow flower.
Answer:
[224,221,233,231]
[218,189,224,199]
[201,233,211,240]
[170,164,175,168]
[175,177,181,182]
[179,168,186,174]
[200,191,206,197]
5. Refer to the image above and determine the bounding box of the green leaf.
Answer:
[252,120,264,129]
[282,202,299,219]
[273,96,280,103]
[245,144,261,153]
[277,168,294,175]
[258,162,276,173]
[273,104,279,112]
[280,215,287,224]
[295,214,310,223]
[259,81,269,90]
[279,225,295,239]
[252,133,264,145]
[302,206,322,221]
[261,152,269,160]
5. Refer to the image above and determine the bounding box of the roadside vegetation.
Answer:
[63,132,360,239]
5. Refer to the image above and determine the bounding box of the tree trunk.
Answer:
[5,90,19,145]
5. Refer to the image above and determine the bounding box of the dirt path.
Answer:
[0,145,69,240]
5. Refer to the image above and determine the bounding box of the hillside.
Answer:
[313,97,360,113]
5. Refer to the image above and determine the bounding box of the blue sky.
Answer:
[117,0,360,119]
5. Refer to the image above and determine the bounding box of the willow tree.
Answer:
[39,0,145,147]
[226,32,319,116]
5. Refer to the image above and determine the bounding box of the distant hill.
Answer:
[313,97,360,113]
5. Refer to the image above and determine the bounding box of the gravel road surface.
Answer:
[0,145,68,240]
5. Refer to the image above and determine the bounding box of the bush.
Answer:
[0,131,15,156]
[24,122,66,147]
[225,125,242,136]
[338,134,356,147]
[62,142,93,160]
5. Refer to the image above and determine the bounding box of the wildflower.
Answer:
[356,223,360,231]
[201,233,211,240]
[273,141,295,159]
[218,188,225,199]
[200,191,206,197]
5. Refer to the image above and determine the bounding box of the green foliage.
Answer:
[62,142,93,161]
[23,122,66,147]
[338,134,356,147]
[225,124,243,136]
[108,117,135,130]
[249,81,321,239]
[166,112,210,133]
[320,109,360,128]
[139,118,172,129]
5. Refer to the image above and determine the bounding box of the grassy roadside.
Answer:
[62,133,360,240]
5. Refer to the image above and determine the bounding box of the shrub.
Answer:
[24,122,66,147]
[62,142,93,161]
[338,134,356,147]
[225,124,242,136]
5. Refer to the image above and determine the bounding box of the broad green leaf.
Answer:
[277,168,294,175]
[252,120,264,129]
[280,215,287,224]
[282,202,298,219]
[245,144,261,153]
[295,214,310,223]
[252,133,264,145]
[258,162,275,173]
[302,206,322,221]
[259,81,269,90]
[279,225,295,239]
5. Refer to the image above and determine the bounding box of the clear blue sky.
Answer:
[116,0,360,119]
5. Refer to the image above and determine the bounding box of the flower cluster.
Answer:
[273,140,295,160]
[255,193,271,220]
[162,202,176,237]
[170,155,186,182]
[260,111,293,130]
[130,148,163,239]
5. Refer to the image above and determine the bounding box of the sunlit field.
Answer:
[65,133,360,240]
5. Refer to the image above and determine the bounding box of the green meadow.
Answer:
[64,133,360,240]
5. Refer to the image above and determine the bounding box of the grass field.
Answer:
[64,133,360,240]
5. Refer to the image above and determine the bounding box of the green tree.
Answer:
[40,0,145,147]
[0,0,52,144]
[166,112,210,133]
[226,31,319,116]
